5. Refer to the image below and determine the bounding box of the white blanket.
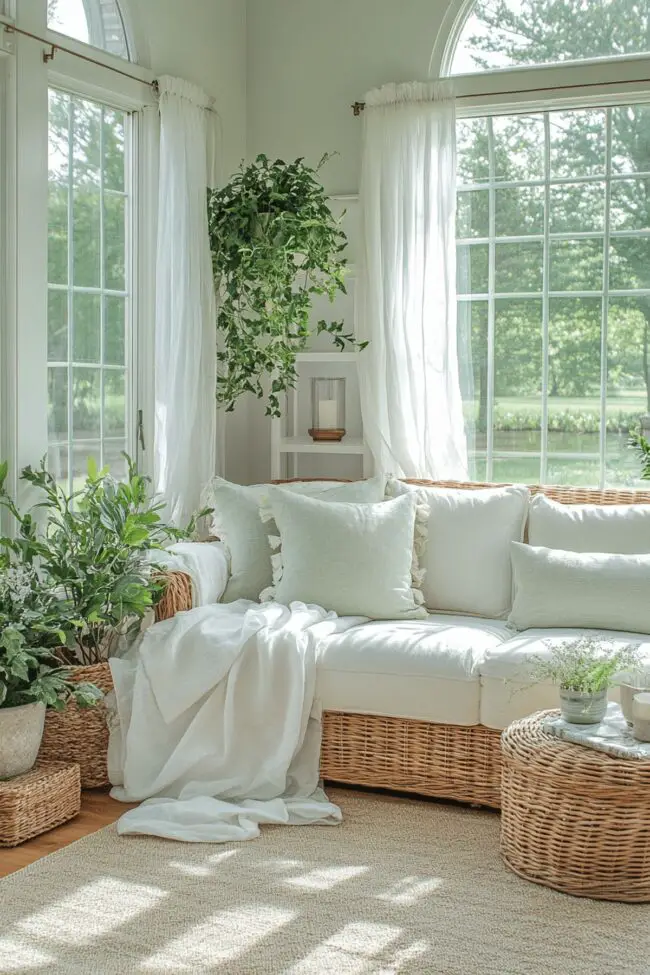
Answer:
[109,600,360,842]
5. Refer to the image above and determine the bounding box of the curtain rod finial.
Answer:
[352,101,365,117]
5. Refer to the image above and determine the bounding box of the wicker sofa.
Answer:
[157,479,650,811]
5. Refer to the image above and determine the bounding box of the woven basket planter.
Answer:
[38,662,114,789]
[35,575,188,791]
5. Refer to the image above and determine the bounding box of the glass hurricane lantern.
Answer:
[309,377,346,442]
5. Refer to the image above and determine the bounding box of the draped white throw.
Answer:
[357,81,468,480]
[154,76,219,527]
[108,601,348,842]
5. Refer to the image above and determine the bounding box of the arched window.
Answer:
[48,0,130,60]
[449,0,650,74]
[444,0,650,488]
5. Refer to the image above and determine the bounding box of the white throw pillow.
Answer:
[388,480,530,618]
[203,475,388,602]
[259,488,428,620]
[528,493,650,554]
[509,541,650,634]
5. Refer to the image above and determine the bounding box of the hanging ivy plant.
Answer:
[207,153,367,417]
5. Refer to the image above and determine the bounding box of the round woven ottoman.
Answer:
[500,711,650,902]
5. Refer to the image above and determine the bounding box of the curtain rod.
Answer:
[4,23,157,90]
[351,73,650,114]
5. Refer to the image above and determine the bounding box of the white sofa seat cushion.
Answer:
[317,615,511,725]
[479,627,650,729]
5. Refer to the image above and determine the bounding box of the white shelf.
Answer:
[296,351,358,363]
[279,436,365,455]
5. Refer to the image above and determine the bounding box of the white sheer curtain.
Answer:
[357,81,468,480]
[154,76,219,527]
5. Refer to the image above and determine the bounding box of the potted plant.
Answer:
[0,455,206,786]
[207,153,367,417]
[528,638,641,724]
[0,564,100,779]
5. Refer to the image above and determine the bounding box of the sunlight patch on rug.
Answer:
[141,905,295,971]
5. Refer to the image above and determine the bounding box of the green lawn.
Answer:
[467,391,647,486]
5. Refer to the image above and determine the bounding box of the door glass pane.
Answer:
[104,370,126,437]
[48,290,68,362]
[48,89,132,493]
[73,294,101,362]
[72,367,101,439]
[48,367,68,442]
[104,193,126,290]
[105,296,126,365]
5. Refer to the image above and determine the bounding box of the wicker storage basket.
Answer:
[38,662,113,789]
[501,712,650,902]
[0,761,81,847]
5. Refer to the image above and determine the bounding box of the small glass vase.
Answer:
[559,688,607,725]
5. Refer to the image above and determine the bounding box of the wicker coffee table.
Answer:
[500,711,650,902]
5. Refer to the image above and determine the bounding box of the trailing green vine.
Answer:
[207,153,367,417]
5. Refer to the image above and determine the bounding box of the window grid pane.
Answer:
[47,89,130,494]
[457,103,650,489]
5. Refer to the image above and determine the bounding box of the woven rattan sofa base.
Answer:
[321,711,502,807]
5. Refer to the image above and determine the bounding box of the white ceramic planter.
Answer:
[559,688,607,725]
[0,701,46,779]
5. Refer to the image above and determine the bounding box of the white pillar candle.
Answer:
[318,398,338,429]
[633,692,650,720]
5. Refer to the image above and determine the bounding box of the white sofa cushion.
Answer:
[317,615,511,725]
[260,489,427,620]
[388,480,529,618]
[480,627,650,729]
[509,541,650,633]
[203,474,387,602]
[528,493,650,553]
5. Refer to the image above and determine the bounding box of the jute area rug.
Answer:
[1,788,648,975]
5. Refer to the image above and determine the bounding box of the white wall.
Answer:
[245,0,451,482]
[128,0,252,483]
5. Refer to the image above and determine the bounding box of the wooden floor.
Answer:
[0,792,137,879]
